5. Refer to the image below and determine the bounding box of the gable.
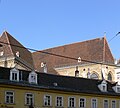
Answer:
[0,31,34,70]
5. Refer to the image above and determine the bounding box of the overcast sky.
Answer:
[0,0,120,59]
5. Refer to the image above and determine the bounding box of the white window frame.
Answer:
[44,95,52,106]
[119,100,120,108]
[5,91,14,104]
[25,93,34,105]
[103,99,109,108]
[55,96,63,107]
[28,71,37,84]
[117,87,120,93]
[91,98,97,108]
[98,80,107,92]
[68,97,76,108]
[10,68,19,81]
[79,97,86,108]
[111,100,116,108]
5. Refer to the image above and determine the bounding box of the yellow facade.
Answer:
[0,84,120,108]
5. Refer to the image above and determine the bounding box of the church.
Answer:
[0,31,119,82]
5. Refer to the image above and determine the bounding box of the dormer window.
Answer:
[112,82,120,93]
[117,87,120,92]
[28,71,37,84]
[98,80,107,92]
[102,85,106,91]
[10,68,19,81]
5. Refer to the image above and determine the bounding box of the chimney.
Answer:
[16,51,20,57]
[114,59,118,65]
[41,62,47,73]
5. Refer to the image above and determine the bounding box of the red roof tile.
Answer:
[32,37,114,74]
[0,31,34,70]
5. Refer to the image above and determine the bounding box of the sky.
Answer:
[0,0,120,60]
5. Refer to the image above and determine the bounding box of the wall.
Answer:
[55,63,116,81]
[0,85,120,108]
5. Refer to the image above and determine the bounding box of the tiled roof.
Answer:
[0,31,114,74]
[32,37,114,74]
[0,67,119,96]
[0,31,34,70]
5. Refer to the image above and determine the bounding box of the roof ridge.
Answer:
[103,36,114,63]
[4,31,14,55]
[32,36,104,53]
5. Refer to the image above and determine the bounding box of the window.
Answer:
[118,101,120,108]
[79,98,86,108]
[91,73,98,79]
[25,93,34,105]
[116,86,120,93]
[68,97,75,107]
[91,98,97,108]
[5,91,14,104]
[28,71,37,84]
[75,66,79,77]
[103,100,109,108]
[107,72,112,81]
[44,95,51,106]
[98,80,107,92]
[75,70,79,77]
[56,96,63,107]
[117,73,120,80]
[112,100,116,108]
[117,87,120,93]
[103,85,106,91]
[10,68,19,81]
[102,85,107,92]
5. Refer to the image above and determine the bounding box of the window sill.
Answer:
[55,107,64,108]
[68,107,76,108]
[43,105,53,107]
[4,103,15,105]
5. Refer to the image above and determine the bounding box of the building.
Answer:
[0,66,120,108]
[115,60,120,84]
[0,31,120,82]
[0,31,34,71]
[32,35,118,82]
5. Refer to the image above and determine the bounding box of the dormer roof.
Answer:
[0,67,119,96]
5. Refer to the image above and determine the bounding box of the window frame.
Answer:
[5,91,14,104]
[25,93,34,106]
[111,100,116,108]
[44,95,52,106]
[117,86,120,93]
[91,98,97,108]
[103,99,109,108]
[28,71,37,84]
[10,68,19,81]
[68,97,76,108]
[107,72,112,81]
[55,96,63,107]
[79,97,86,108]
[90,73,99,79]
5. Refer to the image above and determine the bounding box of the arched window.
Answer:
[107,72,112,81]
[91,73,99,79]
